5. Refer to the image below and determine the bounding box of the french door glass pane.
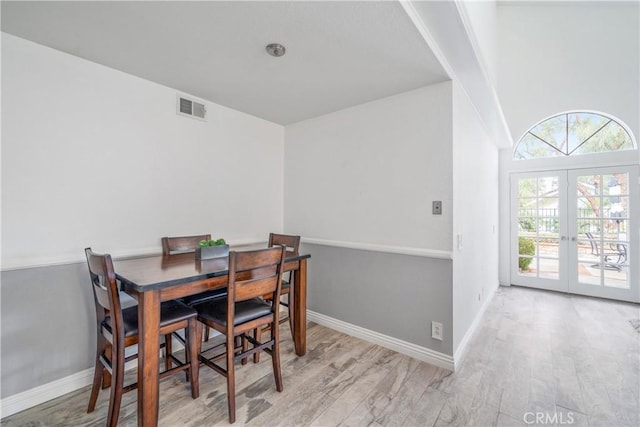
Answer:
[538,218,559,236]
[574,172,629,289]
[517,176,560,279]
[538,176,559,191]
[518,178,537,197]
[539,239,560,257]
[604,265,629,289]
[539,258,559,280]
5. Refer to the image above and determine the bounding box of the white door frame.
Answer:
[510,170,568,293]
[567,165,639,302]
[509,164,639,302]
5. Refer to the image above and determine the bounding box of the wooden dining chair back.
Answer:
[230,246,286,304]
[268,233,301,254]
[86,247,125,349]
[85,248,201,427]
[194,246,286,423]
[261,233,300,340]
[162,234,211,255]
[162,234,224,342]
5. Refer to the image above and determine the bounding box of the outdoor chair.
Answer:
[584,232,627,271]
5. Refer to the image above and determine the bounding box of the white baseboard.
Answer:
[0,334,198,420]
[0,367,94,419]
[0,315,460,419]
[452,283,498,368]
[307,310,455,371]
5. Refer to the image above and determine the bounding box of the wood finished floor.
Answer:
[2,286,639,426]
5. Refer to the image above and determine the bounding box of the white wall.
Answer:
[283,81,455,358]
[497,1,639,143]
[498,148,512,287]
[497,2,640,287]
[1,34,284,269]
[0,33,284,402]
[460,0,497,87]
[452,82,499,353]
[284,82,453,251]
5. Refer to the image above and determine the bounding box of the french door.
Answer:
[511,166,638,302]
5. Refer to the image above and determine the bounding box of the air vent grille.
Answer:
[192,102,206,119]
[176,95,207,121]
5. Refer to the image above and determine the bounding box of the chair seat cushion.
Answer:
[180,288,227,306]
[281,279,290,290]
[194,298,272,327]
[103,300,197,337]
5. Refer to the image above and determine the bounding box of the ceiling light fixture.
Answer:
[266,43,286,57]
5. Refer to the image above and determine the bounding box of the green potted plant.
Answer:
[195,238,229,260]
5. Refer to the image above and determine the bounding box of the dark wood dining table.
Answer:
[114,245,310,427]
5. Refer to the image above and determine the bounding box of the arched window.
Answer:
[514,112,636,160]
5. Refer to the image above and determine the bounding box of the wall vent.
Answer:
[176,94,207,121]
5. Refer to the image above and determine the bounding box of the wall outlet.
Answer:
[431,321,443,340]
[432,201,442,215]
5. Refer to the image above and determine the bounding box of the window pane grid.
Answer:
[514,112,636,160]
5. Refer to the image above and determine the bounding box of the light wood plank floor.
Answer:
[2,286,639,426]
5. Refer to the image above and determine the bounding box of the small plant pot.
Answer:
[195,244,229,260]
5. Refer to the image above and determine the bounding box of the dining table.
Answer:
[114,245,311,427]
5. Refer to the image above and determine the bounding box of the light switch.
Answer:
[432,201,442,215]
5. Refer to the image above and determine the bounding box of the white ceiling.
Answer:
[1,1,449,125]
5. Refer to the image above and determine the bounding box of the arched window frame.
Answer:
[513,111,637,160]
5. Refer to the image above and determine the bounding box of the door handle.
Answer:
[571,237,577,242]
[561,236,567,241]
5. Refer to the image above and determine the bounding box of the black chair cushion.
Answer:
[281,279,290,291]
[103,300,197,337]
[180,288,227,306]
[194,298,272,327]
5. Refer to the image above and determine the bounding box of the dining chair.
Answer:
[268,233,301,329]
[85,248,201,427]
[162,234,227,342]
[254,233,301,363]
[192,246,286,423]
[161,234,211,256]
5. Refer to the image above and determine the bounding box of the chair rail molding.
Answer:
[302,237,453,260]
[0,238,266,272]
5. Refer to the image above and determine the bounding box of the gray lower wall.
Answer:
[1,244,453,400]
[1,262,96,398]
[303,243,454,356]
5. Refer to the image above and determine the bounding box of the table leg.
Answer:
[137,290,160,427]
[292,259,307,356]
